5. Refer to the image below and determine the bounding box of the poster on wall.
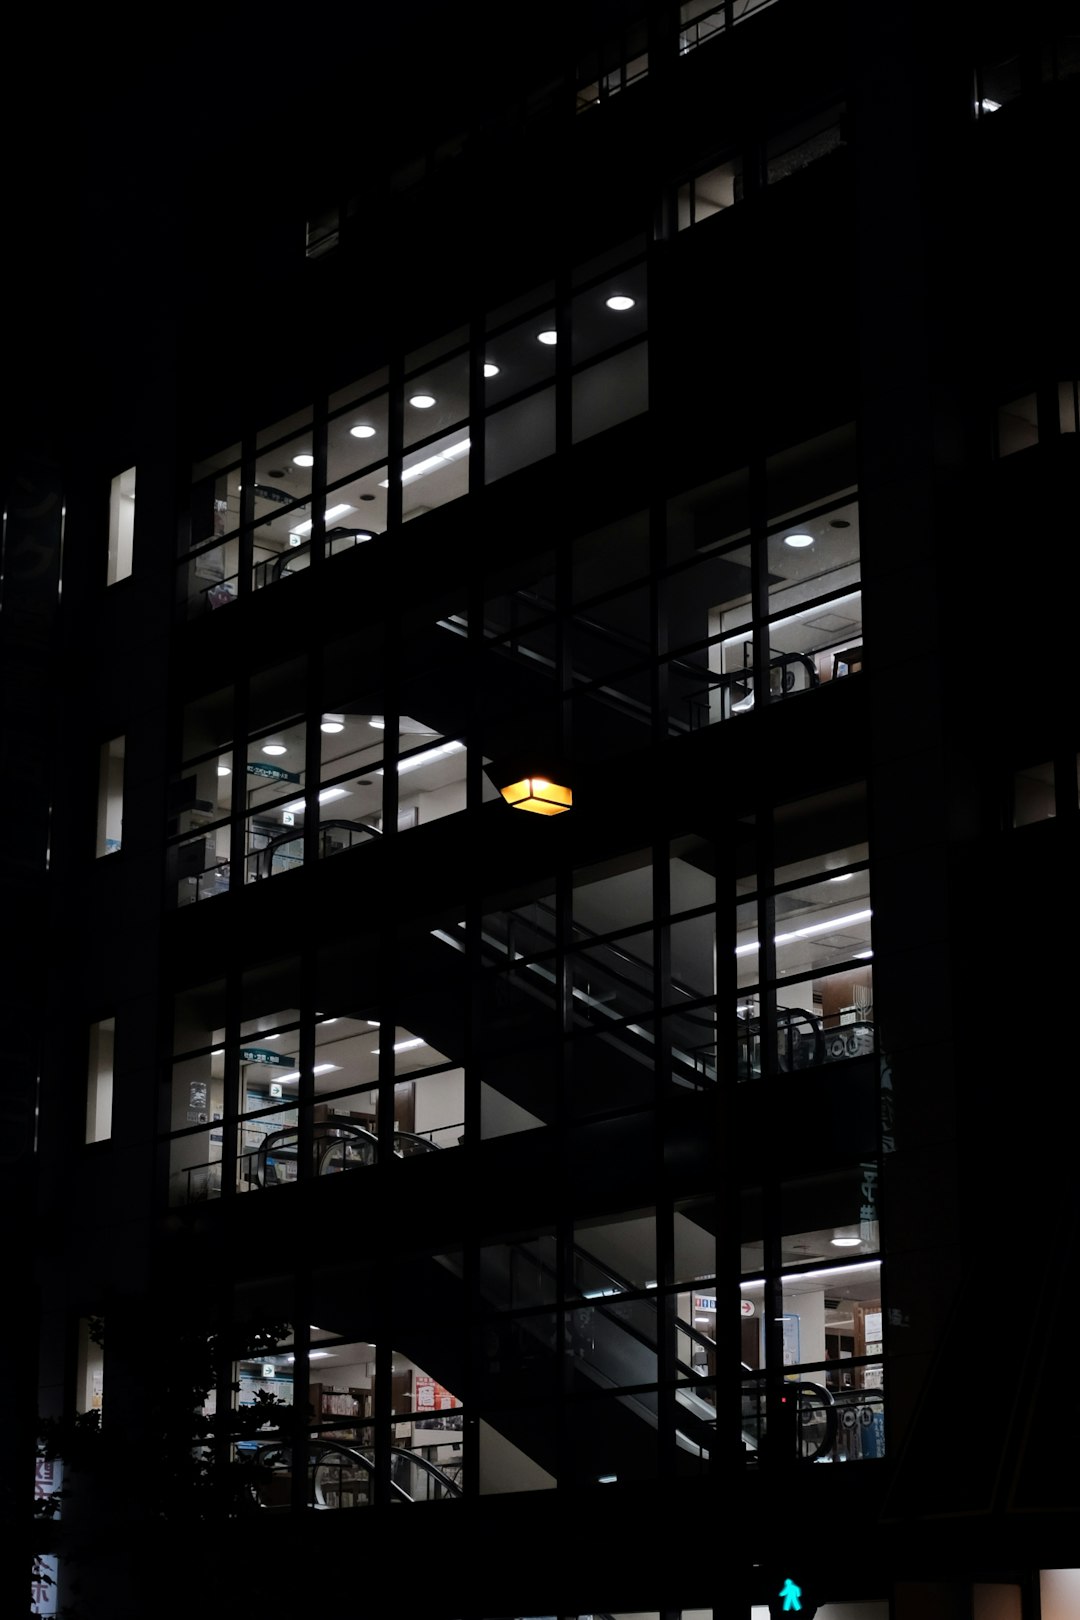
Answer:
[414,1373,463,1431]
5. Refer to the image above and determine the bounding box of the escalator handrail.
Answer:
[516,1236,720,1365]
[255,1119,441,1185]
[254,1439,461,1502]
[481,904,715,1027]
[507,897,715,1017]
[254,817,382,878]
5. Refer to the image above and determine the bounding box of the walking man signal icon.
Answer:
[779,1578,803,1613]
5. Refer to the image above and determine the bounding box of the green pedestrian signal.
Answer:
[767,1573,818,1619]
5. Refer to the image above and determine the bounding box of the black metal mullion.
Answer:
[219,968,240,1203]
[237,436,254,601]
[296,930,317,1190]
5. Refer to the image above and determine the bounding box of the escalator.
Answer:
[247,1119,438,1187]
[246,1439,462,1509]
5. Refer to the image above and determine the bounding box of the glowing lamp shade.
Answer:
[499,776,573,816]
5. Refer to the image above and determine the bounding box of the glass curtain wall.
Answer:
[178,252,649,619]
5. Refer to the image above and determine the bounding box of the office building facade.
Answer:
[8,2,1079,1617]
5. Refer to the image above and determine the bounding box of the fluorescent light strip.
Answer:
[281,787,351,814]
[371,1038,425,1055]
[377,740,465,775]
[734,908,872,956]
[379,439,470,488]
[274,1063,341,1082]
[289,504,354,539]
[768,590,861,631]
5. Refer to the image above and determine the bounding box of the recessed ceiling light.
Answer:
[606,294,636,311]
[350,424,377,439]
[293,453,315,468]
[409,393,437,408]
[262,743,288,756]
[217,765,231,777]
[483,362,500,378]
[369,718,385,729]
[371,1037,425,1054]
[784,533,815,548]
[320,716,345,734]
[537,329,557,345]
[831,1237,862,1247]
[829,873,854,883]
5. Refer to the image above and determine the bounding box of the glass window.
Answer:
[765,105,846,185]
[402,427,471,522]
[403,350,468,449]
[86,1018,114,1144]
[572,344,648,443]
[326,390,389,485]
[572,264,647,367]
[678,0,727,55]
[976,55,1023,115]
[997,394,1038,456]
[1059,379,1079,435]
[96,737,124,857]
[1013,762,1055,826]
[676,157,743,228]
[189,443,241,553]
[76,1316,105,1417]
[305,205,339,259]
[484,305,557,409]
[107,467,136,584]
[485,388,556,484]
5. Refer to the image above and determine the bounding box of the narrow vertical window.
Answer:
[107,467,136,584]
[96,737,125,857]
[76,1317,105,1417]
[86,1018,114,1144]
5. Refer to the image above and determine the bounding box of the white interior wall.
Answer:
[1040,1570,1080,1620]
[413,1067,465,1141]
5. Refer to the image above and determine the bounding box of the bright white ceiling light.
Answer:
[483,362,500,378]
[409,393,437,409]
[217,765,231,777]
[369,718,385,729]
[537,328,558,346]
[320,715,345,734]
[606,294,636,311]
[979,97,1001,113]
[371,1037,425,1054]
[281,787,350,814]
[289,503,355,538]
[350,424,377,439]
[734,908,873,956]
[377,739,465,776]
[829,873,854,883]
[382,439,471,489]
[784,533,815,548]
[262,743,288,757]
[831,1236,862,1247]
[293,453,315,468]
[276,1063,341,1082]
